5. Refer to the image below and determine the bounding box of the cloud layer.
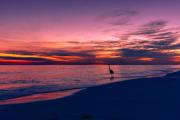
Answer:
[0,3,180,65]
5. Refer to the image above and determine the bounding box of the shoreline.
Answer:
[0,70,180,120]
[0,68,178,105]
[0,89,83,105]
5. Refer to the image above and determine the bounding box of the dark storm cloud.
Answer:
[44,50,95,58]
[144,41,180,50]
[5,49,95,58]
[99,10,138,19]
[114,20,180,64]
[6,50,37,55]
[62,40,121,51]
[120,48,173,58]
[144,20,167,28]
[132,20,168,35]
[0,56,47,61]
[97,10,139,26]
[46,50,97,64]
[123,20,179,50]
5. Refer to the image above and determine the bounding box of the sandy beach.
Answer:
[0,71,180,120]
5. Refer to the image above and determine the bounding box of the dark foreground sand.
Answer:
[0,71,180,120]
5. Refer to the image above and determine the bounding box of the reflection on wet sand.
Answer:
[0,89,82,105]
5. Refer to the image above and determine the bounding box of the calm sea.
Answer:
[0,65,180,104]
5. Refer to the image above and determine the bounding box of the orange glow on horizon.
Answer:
[172,56,180,63]
[0,59,34,64]
[0,53,83,63]
[137,57,155,61]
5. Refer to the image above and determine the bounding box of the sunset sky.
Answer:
[0,0,180,64]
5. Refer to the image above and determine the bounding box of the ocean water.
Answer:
[0,65,180,103]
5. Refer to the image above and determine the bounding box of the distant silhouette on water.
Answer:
[108,64,114,78]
